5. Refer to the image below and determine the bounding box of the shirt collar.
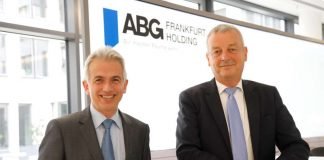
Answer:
[90,104,123,129]
[215,79,243,94]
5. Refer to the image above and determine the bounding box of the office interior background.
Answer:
[0,0,324,159]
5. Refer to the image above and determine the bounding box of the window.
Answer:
[58,102,68,116]
[19,104,32,146]
[322,23,324,40]
[18,0,31,17]
[0,0,79,159]
[18,0,47,18]
[60,42,66,72]
[51,102,68,117]
[20,38,33,76]
[32,0,46,18]
[245,10,283,31]
[59,0,65,23]
[0,103,8,149]
[0,34,5,75]
[0,0,64,31]
[0,0,3,12]
[213,1,285,31]
[20,37,48,77]
[34,39,48,77]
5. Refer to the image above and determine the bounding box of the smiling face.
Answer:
[83,59,128,118]
[206,29,247,87]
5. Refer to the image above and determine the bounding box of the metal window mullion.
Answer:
[79,0,91,107]
[65,0,82,114]
[285,19,294,34]
[205,0,213,12]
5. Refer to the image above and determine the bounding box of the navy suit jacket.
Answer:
[39,107,151,160]
[176,79,309,160]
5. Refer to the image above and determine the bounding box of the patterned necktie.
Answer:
[102,119,115,160]
[225,88,248,160]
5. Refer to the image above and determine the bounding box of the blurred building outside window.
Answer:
[0,104,8,149]
[0,1,68,159]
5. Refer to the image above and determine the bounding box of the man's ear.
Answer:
[82,80,90,95]
[123,80,128,93]
[206,53,211,66]
[244,47,248,61]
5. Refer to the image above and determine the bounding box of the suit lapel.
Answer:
[78,107,104,160]
[205,79,232,150]
[119,111,133,160]
[242,80,260,160]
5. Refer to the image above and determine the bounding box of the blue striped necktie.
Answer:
[102,119,115,160]
[225,88,248,160]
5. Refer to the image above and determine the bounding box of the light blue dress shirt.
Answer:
[90,105,126,160]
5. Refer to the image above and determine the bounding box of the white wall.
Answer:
[297,4,323,39]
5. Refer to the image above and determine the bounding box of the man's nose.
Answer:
[220,50,230,60]
[102,82,112,91]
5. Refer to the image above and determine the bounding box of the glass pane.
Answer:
[32,0,47,18]
[0,32,68,159]
[19,104,32,146]
[20,38,49,78]
[213,1,285,31]
[0,104,8,149]
[0,0,3,12]
[322,24,324,40]
[59,102,68,116]
[0,0,65,31]
[60,42,66,73]
[34,39,48,77]
[0,34,6,75]
[20,37,33,77]
[18,0,31,17]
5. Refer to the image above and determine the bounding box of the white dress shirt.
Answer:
[216,80,254,160]
[90,105,126,160]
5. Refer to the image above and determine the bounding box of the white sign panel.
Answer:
[89,0,324,150]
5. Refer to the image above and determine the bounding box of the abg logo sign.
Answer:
[122,13,163,39]
[103,8,163,47]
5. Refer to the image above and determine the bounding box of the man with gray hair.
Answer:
[176,24,309,160]
[39,46,151,160]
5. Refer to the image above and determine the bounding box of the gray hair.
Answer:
[207,24,245,46]
[83,46,127,81]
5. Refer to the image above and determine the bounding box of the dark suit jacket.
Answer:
[176,79,309,160]
[38,107,151,160]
